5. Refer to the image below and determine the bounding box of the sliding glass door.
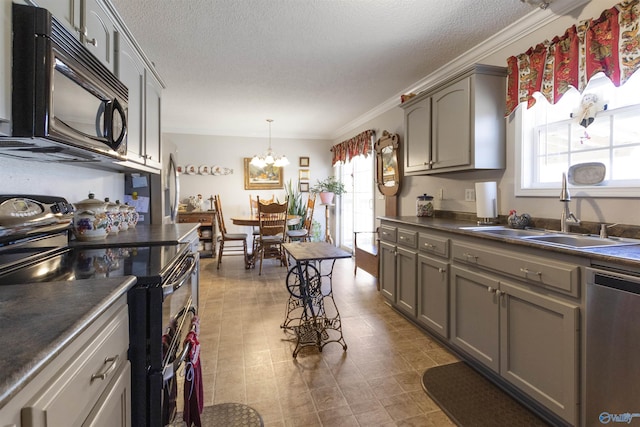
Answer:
[339,154,374,251]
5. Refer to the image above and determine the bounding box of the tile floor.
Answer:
[180,254,458,426]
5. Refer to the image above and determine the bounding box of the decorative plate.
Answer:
[568,162,606,185]
[222,167,233,175]
[176,165,184,174]
[184,164,197,175]
[211,165,222,176]
[198,165,210,175]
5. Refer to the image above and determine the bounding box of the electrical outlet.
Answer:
[465,189,475,202]
[438,188,444,200]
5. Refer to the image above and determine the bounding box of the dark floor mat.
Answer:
[174,403,264,427]
[421,362,551,427]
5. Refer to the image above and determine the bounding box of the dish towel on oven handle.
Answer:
[182,315,203,427]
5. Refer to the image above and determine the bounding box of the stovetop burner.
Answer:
[0,238,189,286]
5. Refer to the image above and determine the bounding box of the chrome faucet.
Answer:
[560,172,580,232]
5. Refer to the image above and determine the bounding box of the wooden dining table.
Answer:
[230,215,301,227]
[230,215,301,268]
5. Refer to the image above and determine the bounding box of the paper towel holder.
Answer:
[475,181,498,225]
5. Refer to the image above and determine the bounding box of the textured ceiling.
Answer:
[109,0,545,139]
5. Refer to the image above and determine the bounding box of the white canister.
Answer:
[416,194,434,217]
[72,193,109,241]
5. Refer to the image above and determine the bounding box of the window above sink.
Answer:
[516,71,640,199]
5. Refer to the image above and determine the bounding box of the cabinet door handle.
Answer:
[463,252,478,261]
[81,29,98,47]
[520,267,542,277]
[399,236,405,240]
[487,286,495,293]
[437,267,446,274]
[424,243,435,249]
[495,290,505,298]
[91,355,119,382]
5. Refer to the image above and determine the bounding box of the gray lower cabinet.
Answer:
[379,226,418,317]
[379,242,418,316]
[417,254,449,338]
[2,295,131,427]
[450,264,579,425]
[380,240,397,302]
[396,246,417,316]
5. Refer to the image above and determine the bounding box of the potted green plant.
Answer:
[311,176,346,204]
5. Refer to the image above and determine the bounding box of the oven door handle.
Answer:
[162,254,197,298]
[164,307,197,381]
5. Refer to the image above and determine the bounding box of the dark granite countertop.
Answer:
[69,223,199,247]
[379,216,640,270]
[0,276,137,410]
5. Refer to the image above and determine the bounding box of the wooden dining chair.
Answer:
[249,194,274,253]
[213,195,248,269]
[287,193,316,242]
[255,196,288,275]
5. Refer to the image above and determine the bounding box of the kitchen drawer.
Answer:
[418,233,449,258]
[452,241,579,297]
[22,303,129,427]
[397,229,418,249]
[379,225,397,243]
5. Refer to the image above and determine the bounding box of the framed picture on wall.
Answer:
[243,158,284,190]
[298,169,310,181]
[299,156,310,167]
[299,182,309,192]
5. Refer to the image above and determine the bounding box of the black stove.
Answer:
[0,195,199,426]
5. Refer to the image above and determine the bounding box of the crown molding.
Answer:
[330,0,592,141]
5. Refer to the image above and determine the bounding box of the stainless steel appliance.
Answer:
[586,267,640,426]
[0,195,199,426]
[3,4,128,165]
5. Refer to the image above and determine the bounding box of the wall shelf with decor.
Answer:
[177,211,217,258]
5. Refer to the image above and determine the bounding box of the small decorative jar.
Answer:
[416,194,434,217]
[104,197,121,235]
[116,200,129,231]
[72,193,109,241]
[125,203,139,228]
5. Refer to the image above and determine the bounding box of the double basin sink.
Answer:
[460,226,640,249]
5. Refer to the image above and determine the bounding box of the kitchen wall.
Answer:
[1,157,125,204]
[335,0,639,228]
[163,132,333,235]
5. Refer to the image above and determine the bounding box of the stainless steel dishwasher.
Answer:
[586,267,640,426]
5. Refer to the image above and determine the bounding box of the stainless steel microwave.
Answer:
[6,3,128,162]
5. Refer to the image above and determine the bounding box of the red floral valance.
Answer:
[506,0,640,116]
[331,129,375,166]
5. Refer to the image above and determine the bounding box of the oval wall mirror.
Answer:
[374,130,401,196]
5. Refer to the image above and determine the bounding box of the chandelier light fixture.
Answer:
[250,119,289,168]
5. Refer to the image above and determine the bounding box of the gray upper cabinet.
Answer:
[432,77,471,169]
[403,98,431,173]
[82,0,115,71]
[144,73,162,170]
[115,31,145,164]
[401,64,506,175]
[35,0,114,70]
[34,0,81,35]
